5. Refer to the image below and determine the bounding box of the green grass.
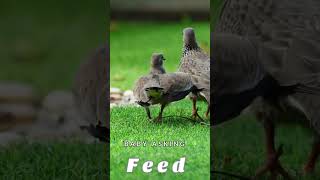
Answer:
[111,100,210,179]
[0,1,108,179]
[0,142,107,179]
[110,21,210,90]
[110,21,210,179]
[213,116,320,179]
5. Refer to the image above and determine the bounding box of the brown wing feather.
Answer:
[215,0,320,94]
[133,76,151,103]
[212,34,266,96]
[73,46,108,126]
[158,73,193,94]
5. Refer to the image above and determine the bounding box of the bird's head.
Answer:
[145,87,164,102]
[151,53,165,67]
[183,27,197,47]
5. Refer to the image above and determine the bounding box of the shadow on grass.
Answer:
[158,115,210,127]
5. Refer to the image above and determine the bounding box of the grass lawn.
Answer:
[0,142,108,179]
[0,1,108,179]
[110,21,210,179]
[111,100,210,179]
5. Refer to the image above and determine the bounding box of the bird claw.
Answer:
[151,116,162,123]
[192,108,198,118]
[205,111,210,118]
[303,164,315,175]
[253,145,291,180]
[192,108,205,122]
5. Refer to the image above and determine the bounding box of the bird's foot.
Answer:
[204,111,210,118]
[302,142,320,175]
[253,145,291,180]
[303,158,318,175]
[302,166,317,180]
[303,164,315,175]
[192,109,198,119]
[191,108,204,122]
[205,105,210,118]
[151,116,162,123]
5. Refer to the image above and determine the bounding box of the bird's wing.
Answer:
[179,52,210,80]
[158,73,200,102]
[212,33,266,96]
[212,0,320,124]
[259,34,320,94]
[212,34,269,124]
[73,46,108,124]
[215,0,320,94]
[216,0,320,36]
[159,73,194,94]
[133,76,151,103]
[191,75,210,102]
[179,49,210,102]
[96,84,108,127]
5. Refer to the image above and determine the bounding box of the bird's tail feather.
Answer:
[80,123,109,142]
[191,85,204,94]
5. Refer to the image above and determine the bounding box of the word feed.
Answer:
[127,157,186,173]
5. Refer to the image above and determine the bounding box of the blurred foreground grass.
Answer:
[0,142,107,179]
[213,116,320,180]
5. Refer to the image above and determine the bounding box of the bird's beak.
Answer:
[162,58,166,61]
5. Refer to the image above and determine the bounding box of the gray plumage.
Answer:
[212,34,265,96]
[180,28,210,80]
[213,0,320,177]
[134,53,201,122]
[215,0,320,91]
[213,0,320,131]
[73,46,109,142]
[143,73,197,105]
[133,53,166,119]
[179,27,210,117]
[150,53,166,74]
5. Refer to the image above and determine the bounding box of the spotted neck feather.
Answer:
[182,42,201,57]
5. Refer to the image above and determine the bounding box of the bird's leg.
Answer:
[154,104,166,123]
[254,120,291,179]
[145,107,152,120]
[205,104,210,118]
[190,97,205,122]
[191,96,198,118]
[303,139,320,174]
